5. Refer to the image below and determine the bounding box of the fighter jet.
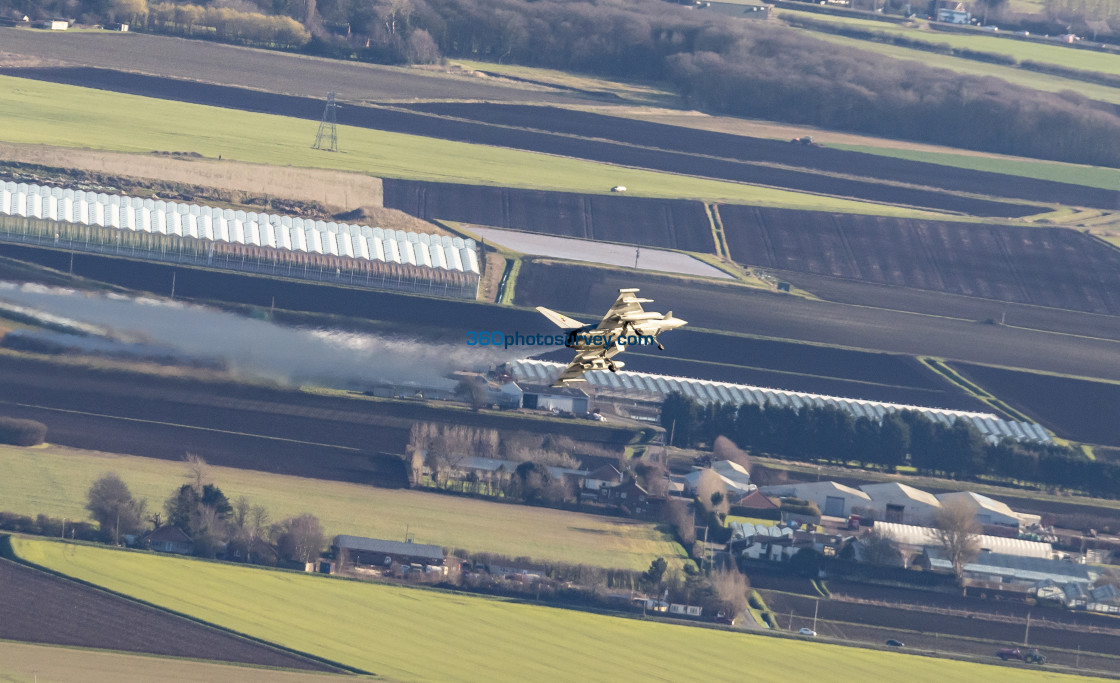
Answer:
[537,288,686,387]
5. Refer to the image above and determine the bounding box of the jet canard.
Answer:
[536,288,686,387]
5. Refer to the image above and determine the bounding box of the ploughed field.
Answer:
[0,555,335,671]
[950,363,1120,448]
[402,103,1119,211]
[720,206,1120,316]
[513,261,1120,384]
[0,354,633,484]
[384,180,716,253]
[1,66,1031,216]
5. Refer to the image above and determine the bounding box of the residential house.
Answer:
[582,464,622,500]
[735,489,781,519]
[600,479,651,515]
[933,0,970,23]
[139,525,192,555]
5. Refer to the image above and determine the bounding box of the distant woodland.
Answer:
[6,0,1120,166]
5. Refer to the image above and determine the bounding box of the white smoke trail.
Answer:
[0,282,525,389]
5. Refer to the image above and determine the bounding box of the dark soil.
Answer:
[0,556,339,671]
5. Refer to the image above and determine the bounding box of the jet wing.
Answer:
[600,288,654,325]
[551,349,604,386]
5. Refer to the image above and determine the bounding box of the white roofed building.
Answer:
[859,482,943,526]
[760,481,871,518]
[684,459,754,496]
[935,491,1039,530]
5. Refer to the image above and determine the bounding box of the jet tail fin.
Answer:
[536,306,586,330]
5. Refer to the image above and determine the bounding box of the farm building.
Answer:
[0,182,481,299]
[505,359,1052,445]
[935,491,1039,529]
[759,481,871,518]
[859,482,943,526]
[520,383,590,414]
[873,521,1053,560]
[332,535,445,570]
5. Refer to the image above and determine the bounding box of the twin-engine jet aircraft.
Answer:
[536,288,686,387]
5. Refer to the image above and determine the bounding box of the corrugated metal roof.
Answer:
[333,535,444,561]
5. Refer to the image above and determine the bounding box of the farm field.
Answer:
[949,363,1120,447]
[0,28,582,105]
[0,74,836,208]
[512,260,1120,383]
[718,206,1120,315]
[401,102,1117,207]
[0,557,334,671]
[795,30,1120,105]
[0,444,683,570]
[770,270,1120,342]
[781,13,1120,74]
[1,67,1031,217]
[8,537,1102,683]
[0,641,358,683]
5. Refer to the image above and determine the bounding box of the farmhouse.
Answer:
[599,479,654,515]
[333,535,444,570]
[139,525,191,555]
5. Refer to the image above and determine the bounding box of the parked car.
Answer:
[886,639,904,647]
[997,648,1047,664]
[798,628,817,636]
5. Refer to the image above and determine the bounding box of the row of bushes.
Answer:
[0,511,98,541]
[0,418,46,447]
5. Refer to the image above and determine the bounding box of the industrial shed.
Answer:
[873,521,1053,559]
[759,481,871,518]
[0,182,480,299]
[859,482,943,526]
[506,359,1052,445]
[935,491,1035,529]
[332,535,445,570]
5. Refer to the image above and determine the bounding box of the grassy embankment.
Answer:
[0,444,685,571]
[0,75,935,216]
[8,536,1104,683]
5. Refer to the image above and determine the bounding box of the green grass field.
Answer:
[8,537,1103,683]
[828,143,1120,191]
[0,75,936,216]
[0,444,685,570]
[784,12,1120,74]
[449,59,679,107]
[794,30,1120,105]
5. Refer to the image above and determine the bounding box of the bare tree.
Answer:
[277,514,325,565]
[859,530,902,567]
[711,568,750,619]
[695,469,729,516]
[712,435,750,472]
[185,453,209,493]
[932,503,981,583]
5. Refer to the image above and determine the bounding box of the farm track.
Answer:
[403,102,1120,211]
[0,556,337,671]
[719,205,1120,316]
[1,66,1032,217]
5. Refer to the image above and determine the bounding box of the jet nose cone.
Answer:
[670,317,687,328]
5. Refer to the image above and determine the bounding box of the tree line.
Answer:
[660,392,1120,497]
[82,455,324,565]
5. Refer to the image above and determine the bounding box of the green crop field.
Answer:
[0,75,934,216]
[793,31,1120,105]
[0,444,685,570]
[827,144,1120,191]
[784,13,1120,74]
[0,640,358,683]
[8,537,1103,683]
